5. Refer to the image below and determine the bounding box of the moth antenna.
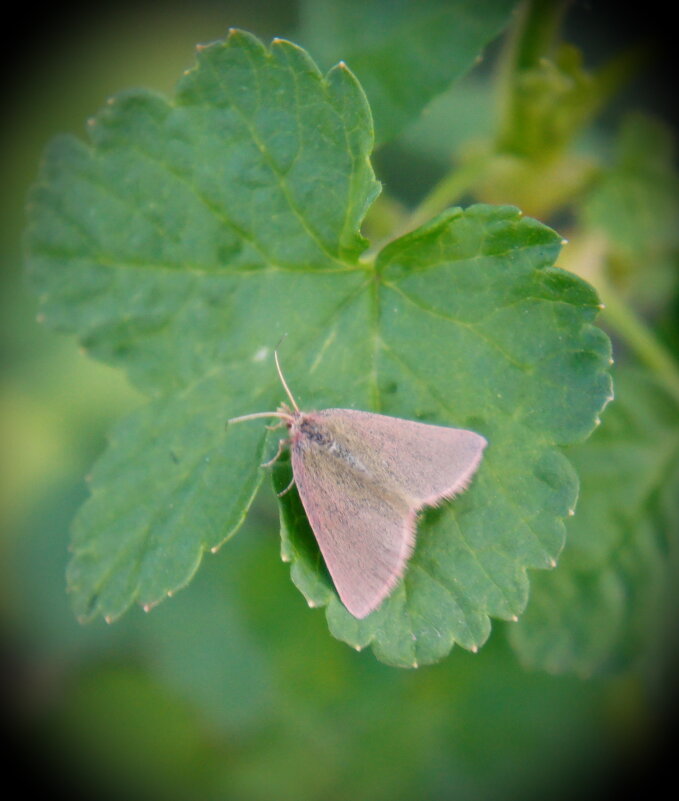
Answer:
[274,350,300,412]
[228,411,295,425]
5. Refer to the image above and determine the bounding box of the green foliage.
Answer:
[463,5,644,219]
[26,31,378,391]
[25,520,614,801]
[11,1,679,798]
[299,0,517,144]
[25,28,614,667]
[582,113,679,309]
[509,366,679,676]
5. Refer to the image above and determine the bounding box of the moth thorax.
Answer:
[299,417,330,445]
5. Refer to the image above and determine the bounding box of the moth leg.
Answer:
[265,420,286,431]
[261,437,289,468]
[277,474,296,497]
[266,403,292,431]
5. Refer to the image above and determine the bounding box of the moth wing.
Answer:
[317,409,487,507]
[292,441,415,619]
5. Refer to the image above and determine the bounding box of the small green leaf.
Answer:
[509,366,679,676]
[25,31,612,666]
[298,0,517,143]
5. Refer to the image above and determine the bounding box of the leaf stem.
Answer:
[396,153,493,237]
[599,279,679,407]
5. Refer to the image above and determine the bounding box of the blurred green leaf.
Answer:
[14,459,632,801]
[509,366,679,676]
[582,113,679,309]
[298,0,517,144]
[25,31,611,667]
[53,667,218,801]
[140,530,276,735]
[397,76,496,164]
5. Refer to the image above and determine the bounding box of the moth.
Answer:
[229,352,486,619]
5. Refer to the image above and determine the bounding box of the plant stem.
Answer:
[510,0,568,70]
[495,0,570,154]
[599,279,679,407]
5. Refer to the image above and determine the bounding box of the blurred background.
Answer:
[3,2,677,799]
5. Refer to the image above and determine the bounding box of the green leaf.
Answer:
[25,31,612,666]
[273,205,611,666]
[298,0,517,144]
[67,372,270,622]
[508,366,679,676]
[27,30,380,621]
[26,31,379,394]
